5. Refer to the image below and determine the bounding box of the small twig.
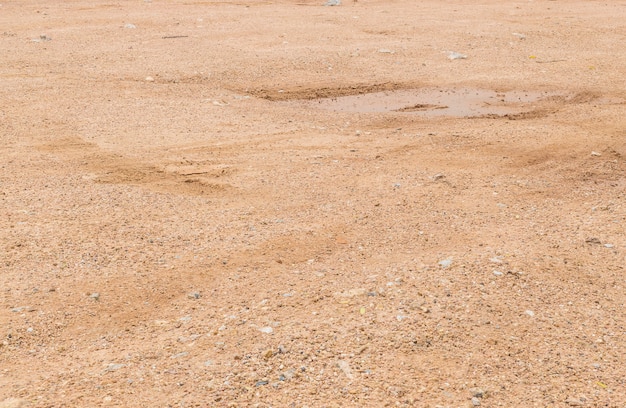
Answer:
[162,35,189,39]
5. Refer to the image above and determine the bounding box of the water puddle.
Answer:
[284,88,567,118]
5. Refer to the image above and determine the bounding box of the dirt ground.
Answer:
[1,0,625,407]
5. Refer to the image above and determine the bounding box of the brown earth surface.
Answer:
[1,0,625,407]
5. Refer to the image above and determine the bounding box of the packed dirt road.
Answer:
[1,0,625,407]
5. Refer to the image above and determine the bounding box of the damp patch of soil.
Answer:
[282,88,571,118]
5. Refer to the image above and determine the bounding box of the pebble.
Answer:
[493,270,503,276]
[281,369,296,380]
[259,326,273,334]
[10,306,32,313]
[471,397,481,406]
[590,151,601,156]
[171,351,188,359]
[438,258,453,268]
[324,0,341,5]
[89,292,100,300]
[604,243,614,248]
[378,48,395,54]
[187,292,201,299]
[565,397,583,406]
[105,363,125,372]
[525,310,535,317]
[337,360,354,379]
[255,380,269,387]
[447,51,467,60]
[124,23,137,29]
[32,34,51,42]
[470,387,485,398]
[145,76,154,82]
[432,173,445,181]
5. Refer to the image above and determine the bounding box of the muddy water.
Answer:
[286,88,565,117]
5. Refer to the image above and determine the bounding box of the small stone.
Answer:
[378,48,394,54]
[490,256,503,263]
[591,151,601,156]
[89,292,100,300]
[470,388,485,398]
[145,76,154,82]
[433,173,445,181]
[124,23,137,29]
[585,237,601,245]
[281,369,296,380]
[493,270,503,276]
[10,306,32,313]
[604,243,614,248]
[105,363,125,372]
[324,0,341,5]
[387,386,405,397]
[262,349,273,360]
[447,51,467,60]
[34,34,51,42]
[204,360,213,366]
[471,397,481,406]
[259,326,273,334]
[438,258,453,268]
[278,345,287,354]
[565,397,583,406]
[337,360,354,379]
[170,351,188,359]
[187,292,201,299]
[525,310,535,317]
[255,380,269,387]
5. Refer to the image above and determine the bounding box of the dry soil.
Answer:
[1,1,625,407]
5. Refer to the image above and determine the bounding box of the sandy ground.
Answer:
[1,0,625,407]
